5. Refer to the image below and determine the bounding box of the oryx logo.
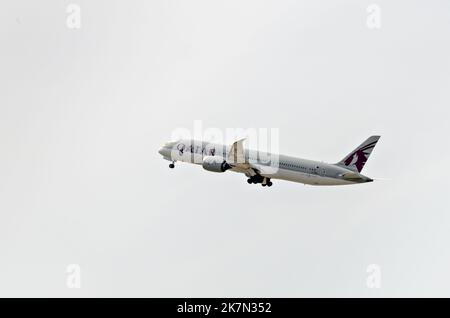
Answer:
[177,143,186,156]
[344,141,377,172]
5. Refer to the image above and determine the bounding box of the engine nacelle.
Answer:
[202,156,231,173]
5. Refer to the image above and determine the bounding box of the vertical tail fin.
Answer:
[336,136,380,172]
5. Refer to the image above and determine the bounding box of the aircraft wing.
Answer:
[250,163,279,176]
[227,139,278,176]
[227,138,247,165]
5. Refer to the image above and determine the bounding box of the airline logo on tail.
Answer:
[338,136,380,173]
[343,141,378,172]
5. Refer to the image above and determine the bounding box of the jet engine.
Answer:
[202,156,231,173]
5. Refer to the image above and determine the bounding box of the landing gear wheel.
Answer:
[169,163,175,169]
[262,184,266,187]
[247,179,252,184]
[267,181,273,187]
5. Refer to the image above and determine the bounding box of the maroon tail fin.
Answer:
[336,136,380,172]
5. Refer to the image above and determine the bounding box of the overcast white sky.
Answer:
[1,0,450,297]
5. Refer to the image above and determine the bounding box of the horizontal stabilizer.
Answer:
[341,172,364,180]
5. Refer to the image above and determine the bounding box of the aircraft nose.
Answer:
[158,146,170,158]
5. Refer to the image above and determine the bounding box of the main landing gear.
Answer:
[247,175,273,187]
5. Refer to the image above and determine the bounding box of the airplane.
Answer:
[158,135,380,187]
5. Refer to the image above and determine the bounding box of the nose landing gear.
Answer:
[169,161,175,169]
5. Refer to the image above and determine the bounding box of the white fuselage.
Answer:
[158,139,373,186]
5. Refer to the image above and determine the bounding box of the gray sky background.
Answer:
[1,0,450,297]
